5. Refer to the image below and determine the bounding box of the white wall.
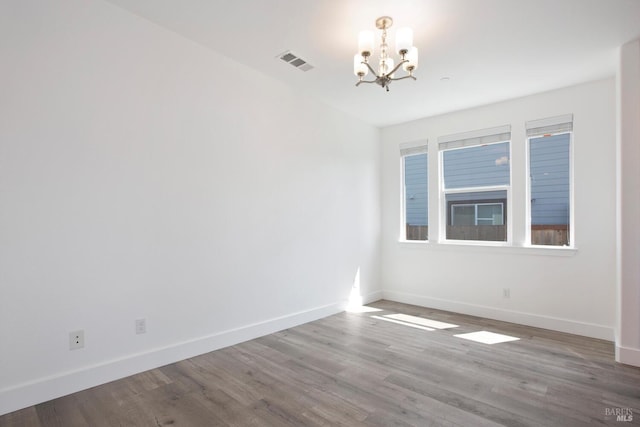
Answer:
[617,39,640,366]
[381,79,616,340]
[0,0,381,414]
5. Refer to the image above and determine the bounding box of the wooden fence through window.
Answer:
[531,224,569,246]
[406,224,569,246]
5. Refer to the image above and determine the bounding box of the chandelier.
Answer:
[354,16,419,92]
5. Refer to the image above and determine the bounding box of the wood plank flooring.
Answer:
[1,300,639,426]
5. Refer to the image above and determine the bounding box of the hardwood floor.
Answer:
[2,300,639,426]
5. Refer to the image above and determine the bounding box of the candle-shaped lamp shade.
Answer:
[358,31,374,56]
[354,54,368,76]
[396,27,413,55]
[403,46,419,71]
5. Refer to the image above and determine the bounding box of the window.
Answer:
[450,201,504,226]
[401,143,428,241]
[398,118,573,249]
[439,126,511,242]
[526,115,572,246]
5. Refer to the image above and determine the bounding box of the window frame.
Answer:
[439,140,512,245]
[400,141,429,242]
[525,130,574,247]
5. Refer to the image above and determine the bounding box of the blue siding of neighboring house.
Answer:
[443,142,510,189]
[530,133,570,225]
[404,153,427,226]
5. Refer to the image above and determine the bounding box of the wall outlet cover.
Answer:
[69,330,84,350]
[135,318,146,335]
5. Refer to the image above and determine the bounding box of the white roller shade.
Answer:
[438,125,511,151]
[400,140,428,156]
[526,114,573,137]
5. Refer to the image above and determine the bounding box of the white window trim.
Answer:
[398,239,577,256]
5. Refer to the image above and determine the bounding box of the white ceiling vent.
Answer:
[277,51,314,72]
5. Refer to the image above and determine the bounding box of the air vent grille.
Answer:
[277,51,314,72]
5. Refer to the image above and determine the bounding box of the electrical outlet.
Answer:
[135,318,146,335]
[69,330,84,350]
[503,288,511,299]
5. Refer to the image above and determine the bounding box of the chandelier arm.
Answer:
[356,79,379,86]
[389,75,417,82]
[387,59,408,77]
[362,61,378,76]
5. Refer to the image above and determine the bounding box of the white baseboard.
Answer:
[616,345,640,367]
[382,290,614,341]
[363,290,383,305]
[0,301,345,416]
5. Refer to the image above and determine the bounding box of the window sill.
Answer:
[397,239,577,257]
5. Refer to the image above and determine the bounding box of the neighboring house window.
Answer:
[450,200,505,226]
[439,126,511,242]
[401,142,428,241]
[526,115,573,246]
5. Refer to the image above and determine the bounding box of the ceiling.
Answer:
[105,0,640,127]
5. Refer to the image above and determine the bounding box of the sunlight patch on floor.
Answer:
[454,331,520,344]
[384,313,459,329]
[371,315,435,331]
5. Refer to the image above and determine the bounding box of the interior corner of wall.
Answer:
[615,344,640,367]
